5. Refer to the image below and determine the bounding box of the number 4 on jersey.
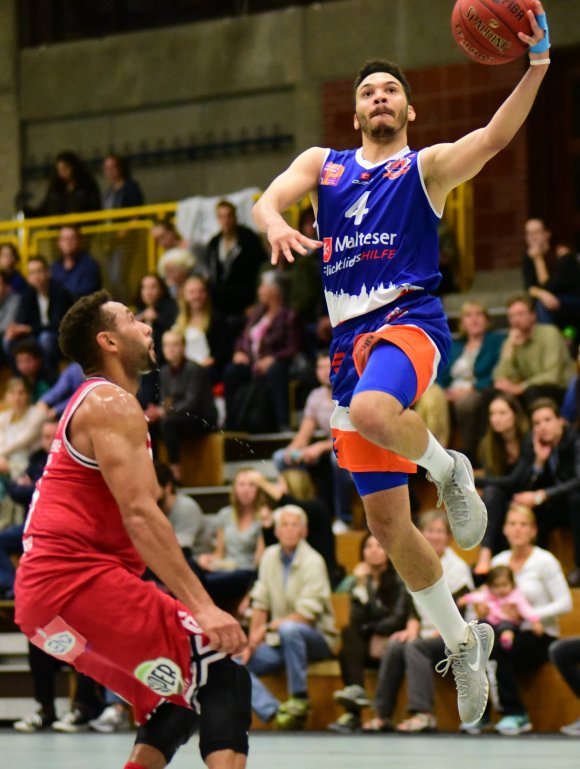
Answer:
[345,191,370,225]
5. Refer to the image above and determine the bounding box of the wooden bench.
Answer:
[251,590,580,732]
[158,431,225,486]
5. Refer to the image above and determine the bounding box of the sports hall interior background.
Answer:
[0,0,578,270]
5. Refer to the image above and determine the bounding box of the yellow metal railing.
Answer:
[445,182,474,292]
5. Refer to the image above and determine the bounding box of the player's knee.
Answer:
[349,392,399,445]
[135,702,199,764]
[198,658,251,762]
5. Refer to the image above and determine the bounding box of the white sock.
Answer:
[410,575,468,652]
[415,431,453,483]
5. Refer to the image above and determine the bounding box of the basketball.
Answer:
[451,0,534,65]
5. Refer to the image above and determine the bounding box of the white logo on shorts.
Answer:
[43,631,77,657]
[134,657,183,696]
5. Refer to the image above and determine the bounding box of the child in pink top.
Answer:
[459,565,543,649]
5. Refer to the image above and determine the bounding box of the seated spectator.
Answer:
[272,351,354,529]
[224,270,301,432]
[203,199,267,321]
[50,225,102,300]
[244,468,338,582]
[3,255,73,377]
[22,150,101,217]
[561,346,579,426]
[173,275,230,382]
[521,218,554,298]
[0,420,57,598]
[13,339,52,402]
[102,153,144,209]
[154,461,205,562]
[37,361,84,420]
[475,398,580,585]
[528,243,580,330]
[0,269,20,364]
[487,504,572,736]
[474,394,529,575]
[157,247,196,301]
[0,378,45,505]
[328,533,411,734]
[239,504,339,729]
[362,510,473,734]
[549,635,580,736]
[134,273,178,364]
[458,565,543,651]
[493,294,574,408]
[145,330,217,482]
[151,218,190,254]
[0,243,27,294]
[436,301,505,462]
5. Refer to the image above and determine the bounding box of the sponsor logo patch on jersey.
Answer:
[135,657,184,696]
[321,162,345,186]
[383,156,413,180]
[323,237,333,263]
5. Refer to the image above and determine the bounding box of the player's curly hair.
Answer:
[59,290,116,374]
[353,59,412,103]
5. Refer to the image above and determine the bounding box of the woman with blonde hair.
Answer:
[0,378,45,484]
[436,300,505,462]
[173,274,230,382]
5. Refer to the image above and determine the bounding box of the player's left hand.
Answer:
[520,1,550,59]
[196,604,247,655]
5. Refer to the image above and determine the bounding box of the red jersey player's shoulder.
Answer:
[73,382,146,437]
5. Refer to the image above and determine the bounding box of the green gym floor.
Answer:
[0,731,578,769]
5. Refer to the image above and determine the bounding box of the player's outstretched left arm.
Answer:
[422,0,550,211]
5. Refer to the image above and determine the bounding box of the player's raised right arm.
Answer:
[253,146,325,264]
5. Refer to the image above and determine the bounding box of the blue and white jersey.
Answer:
[316,146,442,327]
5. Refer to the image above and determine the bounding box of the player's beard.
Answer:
[359,107,408,141]
[121,340,158,377]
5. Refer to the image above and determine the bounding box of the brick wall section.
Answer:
[322,59,528,272]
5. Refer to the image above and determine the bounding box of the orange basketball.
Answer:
[451,0,534,65]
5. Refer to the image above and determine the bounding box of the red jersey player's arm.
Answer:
[252,146,325,265]
[71,385,246,655]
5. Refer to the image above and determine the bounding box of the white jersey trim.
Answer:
[325,282,423,327]
[417,149,443,219]
[62,379,115,470]
[354,145,410,170]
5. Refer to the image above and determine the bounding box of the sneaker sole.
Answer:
[334,693,370,710]
[462,623,495,726]
[496,722,533,736]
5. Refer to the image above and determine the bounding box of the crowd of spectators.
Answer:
[1,158,580,737]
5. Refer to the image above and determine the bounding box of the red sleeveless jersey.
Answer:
[16,378,146,620]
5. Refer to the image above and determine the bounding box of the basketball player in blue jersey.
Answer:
[253,1,550,727]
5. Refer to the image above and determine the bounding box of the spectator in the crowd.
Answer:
[37,361,84,420]
[528,243,580,330]
[328,533,411,734]
[224,270,301,432]
[50,225,102,300]
[22,151,101,217]
[88,692,132,734]
[134,273,178,365]
[173,274,230,382]
[0,378,45,499]
[458,565,544,651]
[492,294,574,408]
[0,269,21,363]
[436,301,505,462]
[0,420,57,598]
[561,345,579,426]
[101,153,144,210]
[145,330,217,482]
[13,339,52,402]
[475,398,580,585]
[204,199,267,320]
[239,504,339,729]
[157,247,196,301]
[487,504,572,736]
[521,218,554,295]
[549,636,580,736]
[154,461,205,561]
[151,218,190,253]
[0,244,27,294]
[474,393,529,575]
[3,255,73,377]
[244,468,338,583]
[199,467,264,574]
[362,510,473,734]
[272,350,354,530]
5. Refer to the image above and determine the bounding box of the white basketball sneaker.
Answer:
[435,621,495,726]
[428,450,487,550]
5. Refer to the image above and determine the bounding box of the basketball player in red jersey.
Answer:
[15,291,250,769]
[253,1,549,729]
